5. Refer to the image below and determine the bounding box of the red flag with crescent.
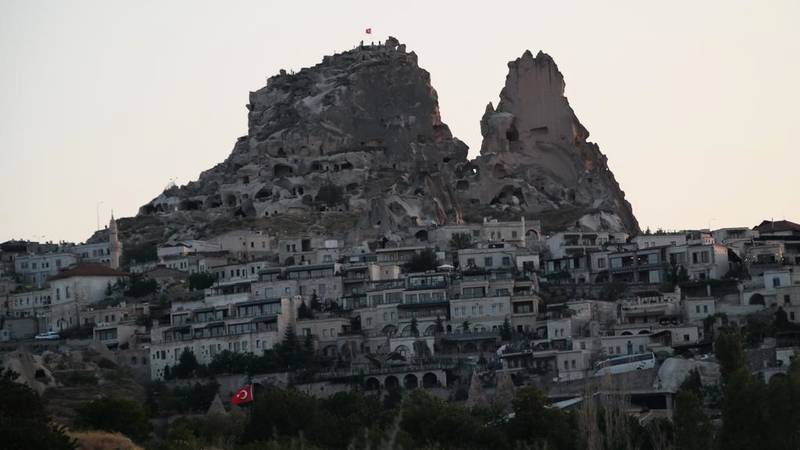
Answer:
[230,384,254,405]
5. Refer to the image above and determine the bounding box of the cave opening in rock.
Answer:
[274,164,293,177]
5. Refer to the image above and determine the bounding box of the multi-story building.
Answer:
[149,296,299,380]
[14,252,78,288]
[458,243,518,271]
[46,264,128,331]
[608,246,668,284]
[546,231,628,259]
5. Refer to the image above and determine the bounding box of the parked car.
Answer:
[34,331,60,340]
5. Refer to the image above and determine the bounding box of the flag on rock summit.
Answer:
[230,384,254,405]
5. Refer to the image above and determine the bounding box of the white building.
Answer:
[149,296,299,380]
[46,264,128,331]
[14,252,78,288]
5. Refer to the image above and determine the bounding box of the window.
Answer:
[484,257,493,267]
[701,252,709,263]
[703,305,708,313]
[684,334,690,342]
[502,256,511,266]
[696,305,701,313]
[597,258,606,269]
[466,258,475,266]
[784,295,790,304]
[773,277,781,288]
[791,312,796,321]
[512,231,518,238]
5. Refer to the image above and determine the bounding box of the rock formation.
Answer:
[459,50,638,232]
[119,38,637,249]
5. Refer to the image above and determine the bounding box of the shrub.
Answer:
[75,397,151,442]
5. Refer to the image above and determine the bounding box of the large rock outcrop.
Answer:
[458,50,638,232]
[120,39,637,249]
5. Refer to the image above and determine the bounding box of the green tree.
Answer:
[75,396,151,442]
[404,248,439,273]
[719,368,768,450]
[598,280,627,302]
[410,317,419,337]
[715,329,747,382]
[434,316,445,334]
[124,273,158,298]
[173,348,202,379]
[297,300,314,319]
[763,357,800,450]
[462,320,472,332]
[507,387,575,450]
[309,291,322,311]
[188,272,216,290]
[500,318,512,341]
[0,370,77,450]
[400,389,508,449]
[674,388,713,450]
[448,233,473,250]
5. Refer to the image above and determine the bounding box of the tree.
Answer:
[0,370,77,450]
[598,280,627,302]
[188,272,216,291]
[500,318,513,341]
[124,273,158,298]
[507,387,576,450]
[410,317,419,337]
[674,387,713,450]
[462,320,472,333]
[715,329,747,383]
[404,248,438,273]
[775,306,790,330]
[173,348,202,379]
[719,368,768,450]
[667,263,689,288]
[297,301,314,320]
[448,233,472,250]
[75,396,151,442]
[434,316,445,334]
[400,389,508,449]
[309,292,321,311]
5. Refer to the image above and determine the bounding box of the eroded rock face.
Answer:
[457,50,638,232]
[127,41,637,247]
[135,38,468,245]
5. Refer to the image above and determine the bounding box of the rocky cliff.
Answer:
[119,38,637,249]
[460,50,638,232]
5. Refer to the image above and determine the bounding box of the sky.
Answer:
[1,0,798,243]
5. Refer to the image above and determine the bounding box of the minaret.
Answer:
[109,213,122,269]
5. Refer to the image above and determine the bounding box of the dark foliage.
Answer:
[75,396,151,442]
[0,370,77,450]
[188,272,216,290]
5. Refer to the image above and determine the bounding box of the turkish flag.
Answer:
[365,27,372,34]
[230,385,254,405]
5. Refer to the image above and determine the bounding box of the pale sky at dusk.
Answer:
[1,0,798,243]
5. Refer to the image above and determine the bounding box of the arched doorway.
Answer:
[422,372,438,388]
[365,377,380,391]
[404,374,419,389]
[384,376,399,390]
